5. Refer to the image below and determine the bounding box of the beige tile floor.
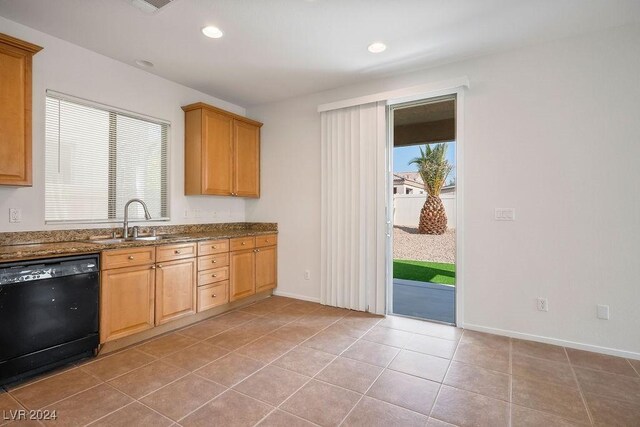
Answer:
[1,296,639,426]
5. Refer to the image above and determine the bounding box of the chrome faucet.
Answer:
[123,199,151,239]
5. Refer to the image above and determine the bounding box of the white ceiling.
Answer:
[1,0,639,107]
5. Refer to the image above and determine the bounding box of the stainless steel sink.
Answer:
[86,235,178,245]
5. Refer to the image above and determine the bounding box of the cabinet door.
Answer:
[0,37,41,186]
[100,265,155,343]
[155,258,197,325]
[202,109,233,195]
[255,246,277,293]
[233,120,260,197]
[229,249,255,301]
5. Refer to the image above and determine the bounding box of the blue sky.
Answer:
[393,142,456,183]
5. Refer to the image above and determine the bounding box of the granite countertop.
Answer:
[0,223,277,263]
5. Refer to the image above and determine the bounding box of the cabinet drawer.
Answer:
[230,236,255,251]
[198,253,229,271]
[156,242,197,263]
[198,266,229,286]
[198,239,229,256]
[101,247,155,270]
[255,234,277,248]
[197,281,229,312]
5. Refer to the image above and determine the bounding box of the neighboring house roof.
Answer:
[393,172,456,193]
[393,173,424,189]
[394,172,423,184]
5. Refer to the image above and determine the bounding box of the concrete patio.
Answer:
[392,279,455,324]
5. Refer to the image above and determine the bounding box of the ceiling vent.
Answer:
[129,0,173,14]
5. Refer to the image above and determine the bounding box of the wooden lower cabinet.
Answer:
[197,281,229,312]
[255,246,277,293]
[230,243,277,301]
[100,264,155,343]
[229,249,256,301]
[100,237,276,343]
[155,258,197,325]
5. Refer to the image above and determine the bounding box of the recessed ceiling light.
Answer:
[367,42,387,53]
[202,26,224,39]
[135,59,154,68]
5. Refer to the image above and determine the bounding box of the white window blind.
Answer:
[45,91,169,223]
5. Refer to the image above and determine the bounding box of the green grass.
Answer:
[393,259,456,286]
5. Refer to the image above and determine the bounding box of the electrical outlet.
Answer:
[597,304,610,320]
[536,297,548,312]
[304,270,311,280]
[494,208,515,221]
[9,208,21,223]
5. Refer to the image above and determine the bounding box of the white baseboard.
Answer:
[464,323,640,361]
[272,290,321,303]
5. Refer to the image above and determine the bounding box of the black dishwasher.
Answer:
[0,254,100,385]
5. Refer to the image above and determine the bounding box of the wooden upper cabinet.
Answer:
[0,33,42,186]
[183,102,262,197]
[233,119,260,197]
[202,109,233,195]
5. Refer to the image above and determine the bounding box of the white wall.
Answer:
[394,194,456,229]
[247,24,640,357]
[0,16,246,232]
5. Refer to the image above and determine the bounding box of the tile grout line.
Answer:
[625,358,640,377]
[108,302,303,425]
[161,303,319,425]
[376,324,460,342]
[336,326,405,426]
[563,346,595,426]
[269,316,384,426]
[84,396,174,426]
[426,327,463,424]
[175,305,358,425]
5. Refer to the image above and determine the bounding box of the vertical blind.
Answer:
[320,102,387,314]
[45,92,169,223]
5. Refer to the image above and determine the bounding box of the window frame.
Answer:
[44,90,171,225]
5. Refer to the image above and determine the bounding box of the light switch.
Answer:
[494,208,515,221]
[597,304,610,320]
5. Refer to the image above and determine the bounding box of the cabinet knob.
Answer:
[158,264,163,268]
[241,242,246,245]
[150,265,156,270]
[212,260,217,263]
[212,274,217,277]
[256,249,260,252]
[212,294,217,298]
[174,250,181,254]
[212,245,217,249]
[128,256,134,260]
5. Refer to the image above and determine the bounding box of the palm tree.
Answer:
[409,143,453,234]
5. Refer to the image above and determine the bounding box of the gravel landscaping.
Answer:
[393,226,456,263]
